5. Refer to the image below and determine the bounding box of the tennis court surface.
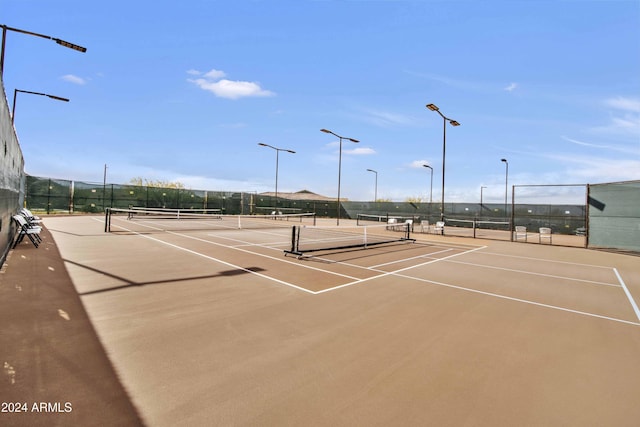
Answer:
[32,214,640,425]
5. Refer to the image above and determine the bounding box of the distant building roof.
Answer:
[259,189,339,201]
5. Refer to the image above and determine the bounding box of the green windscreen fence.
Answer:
[588,181,640,252]
[23,175,639,253]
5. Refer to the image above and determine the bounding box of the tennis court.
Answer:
[44,213,640,426]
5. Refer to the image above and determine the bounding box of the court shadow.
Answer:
[63,259,265,296]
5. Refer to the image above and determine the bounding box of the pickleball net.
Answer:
[285,222,415,256]
[356,213,418,227]
[104,207,316,232]
[443,218,511,239]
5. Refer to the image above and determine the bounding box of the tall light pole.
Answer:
[501,158,509,217]
[480,186,487,213]
[426,104,460,228]
[12,89,69,124]
[422,164,433,204]
[320,129,359,225]
[366,169,378,202]
[1,24,87,76]
[258,143,295,213]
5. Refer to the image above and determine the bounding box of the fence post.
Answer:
[46,179,51,214]
[70,180,75,213]
[510,185,515,242]
[585,184,590,248]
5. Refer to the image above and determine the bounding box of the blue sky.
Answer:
[3,0,639,203]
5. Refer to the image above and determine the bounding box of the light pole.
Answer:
[480,186,487,213]
[258,143,295,213]
[366,169,378,202]
[320,129,359,225]
[422,164,433,204]
[1,24,86,76]
[501,158,508,217]
[12,89,69,124]
[426,104,460,228]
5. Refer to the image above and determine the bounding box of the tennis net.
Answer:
[105,208,316,232]
[285,222,414,256]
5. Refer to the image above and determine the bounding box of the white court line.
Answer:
[615,268,640,322]
[108,222,317,294]
[389,271,640,327]
[166,230,363,281]
[299,247,456,273]
[314,246,487,294]
[102,217,640,326]
[110,216,364,281]
[480,250,616,270]
[220,227,294,246]
[312,244,640,326]
[203,231,292,250]
[369,248,454,269]
[443,259,620,288]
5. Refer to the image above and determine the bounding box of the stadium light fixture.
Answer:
[1,24,87,76]
[12,89,70,125]
[366,169,378,202]
[258,143,296,213]
[425,103,460,232]
[320,129,359,225]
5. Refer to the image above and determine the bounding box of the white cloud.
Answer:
[590,96,640,137]
[561,136,627,152]
[504,82,518,92]
[187,68,274,100]
[409,160,432,169]
[358,108,415,127]
[568,158,640,182]
[61,74,86,85]
[344,147,376,155]
[203,69,226,80]
[563,136,639,156]
[544,151,640,183]
[605,96,640,112]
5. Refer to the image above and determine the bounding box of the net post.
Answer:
[284,225,302,256]
[364,226,368,248]
[290,225,299,254]
[104,208,110,232]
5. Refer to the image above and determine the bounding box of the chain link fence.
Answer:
[24,175,639,252]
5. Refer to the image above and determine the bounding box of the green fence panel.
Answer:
[588,181,640,252]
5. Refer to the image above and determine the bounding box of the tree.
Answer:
[405,196,425,203]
